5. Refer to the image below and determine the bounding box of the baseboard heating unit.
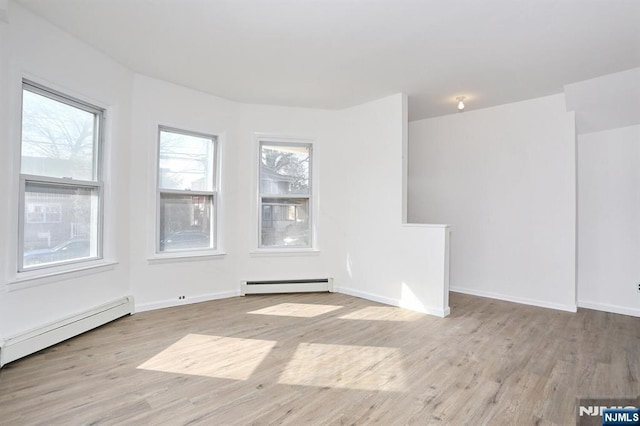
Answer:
[0,296,134,367]
[241,278,333,296]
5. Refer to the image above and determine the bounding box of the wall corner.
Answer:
[401,93,409,224]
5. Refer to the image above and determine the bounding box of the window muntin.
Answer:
[157,127,217,253]
[259,141,312,248]
[19,81,103,272]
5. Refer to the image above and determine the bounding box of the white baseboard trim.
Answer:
[578,300,640,318]
[241,278,333,296]
[335,286,450,318]
[0,296,134,367]
[450,286,577,313]
[135,290,240,313]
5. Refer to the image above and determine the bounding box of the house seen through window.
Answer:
[259,141,312,248]
[19,80,103,271]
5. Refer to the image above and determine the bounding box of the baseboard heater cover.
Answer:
[0,296,134,367]
[241,278,333,295]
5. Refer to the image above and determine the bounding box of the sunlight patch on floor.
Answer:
[137,334,276,380]
[278,343,407,391]
[339,306,424,321]
[248,303,342,318]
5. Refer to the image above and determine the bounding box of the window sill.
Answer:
[250,248,320,257]
[402,223,450,228]
[147,251,227,264]
[7,260,119,291]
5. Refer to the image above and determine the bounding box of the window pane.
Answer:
[159,194,214,252]
[260,144,310,195]
[23,182,99,268]
[159,130,215,191]
[21,89,97,181]
[261,198,309,247]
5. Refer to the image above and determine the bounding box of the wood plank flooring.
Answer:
[0,292,638,425]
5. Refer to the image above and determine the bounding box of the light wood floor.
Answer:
[0,292,638,425]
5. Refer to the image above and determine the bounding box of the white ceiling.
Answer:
[15,0,640,121]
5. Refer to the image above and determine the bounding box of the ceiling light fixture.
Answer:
[456,96,465,111]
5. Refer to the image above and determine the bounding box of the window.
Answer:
[19,80,103,271]
[258,141,312,248]
[157,127,217,253]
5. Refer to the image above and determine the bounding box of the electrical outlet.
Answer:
[637,283,640,293]
[178,295,186,300]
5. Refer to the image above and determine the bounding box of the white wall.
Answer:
[0,2,133,338]
[131,78,450,316]
[231,101,339,285]
[565,67,640,135]
[329,95,450,316]
[129,75,340,310]
[566,69,640,318]
[129,76,239,309]
[409,94,576,311]
[577,125,640,317]
[0,0,7,22]
[0,2,450,349]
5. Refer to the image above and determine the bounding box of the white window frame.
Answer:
[257,138,314,251]
[155,126,219,256]
[18,80,104,273]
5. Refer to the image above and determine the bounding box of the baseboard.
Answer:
[450,286,578,313]
[578,300,640,318]
[241,278,333,296]
[335,286,449,318]
[0,296,134,367]
[135,290,240,313]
